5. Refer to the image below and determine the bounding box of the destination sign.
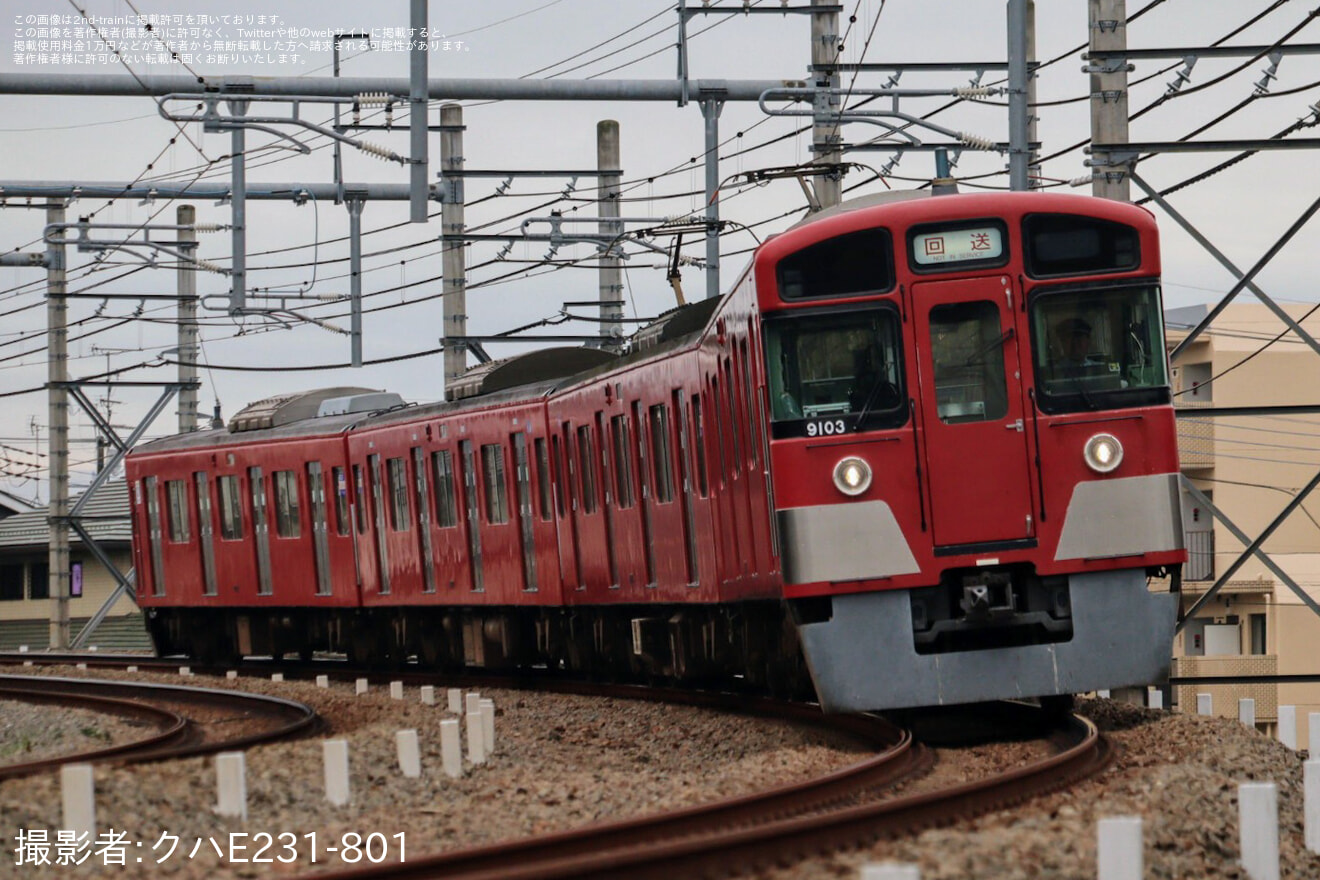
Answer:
[912,225,1004,266]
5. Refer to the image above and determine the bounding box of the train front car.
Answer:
[761,191,1184,711]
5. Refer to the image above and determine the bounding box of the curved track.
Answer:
[307,704,1106,880]
[0,675,319,779]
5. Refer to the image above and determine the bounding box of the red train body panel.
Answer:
[127,190,1185,709]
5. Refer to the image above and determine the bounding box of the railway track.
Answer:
[0,655,1109,880]
[0,674,319,779]
[301,703,1105,880]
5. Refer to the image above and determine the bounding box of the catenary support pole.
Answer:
[177,204,198,432]
[811,0,842,208]
[229,98,248,312]
[1007,0,1033,190]
[47,200,69,649]
[1088,0,1130,200]
[440,103,466,396]
[1025,1,1040,185]
[700,96,723,301]
[597,120,623,349]
[347,195,364,368]
[409,0,428,224]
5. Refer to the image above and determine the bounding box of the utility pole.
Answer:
[1088,0,1131,201]
[1025,0,1040,187]
[46,201,70,649]
[440,103,467,397]
[409,0,428,223]
[229,98,249,310]
[597,120,623,349]
[700,94,724,300]
[1007,0,1036,190]
[811,0,843,210]
[177,204,199,432]
[347,195,365,368]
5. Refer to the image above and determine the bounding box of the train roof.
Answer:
[544,297,724,392]
[131,409,370,453]
[446,347,618,402]
[226,387,403,432]
[131,285,726,456]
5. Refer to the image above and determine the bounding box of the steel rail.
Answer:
[0,674,319,769]
[309,708,1105,880]
[0,682,188,780]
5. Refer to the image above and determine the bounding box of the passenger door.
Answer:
[912,277,1035,549]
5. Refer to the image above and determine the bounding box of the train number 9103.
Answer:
[806,419,848,437]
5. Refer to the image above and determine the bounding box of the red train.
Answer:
[126,190,1185,711]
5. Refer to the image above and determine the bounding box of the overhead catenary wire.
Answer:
[4,3,1316,418]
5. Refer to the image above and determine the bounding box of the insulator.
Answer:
[1166,61,1195,95]
[958,132,997,151]
[193,258,227,274]
[356,92,393,106]
[1068,175,1093,188]
[954,87,993,99]
[192,223,226,233]
[358,141,402,163]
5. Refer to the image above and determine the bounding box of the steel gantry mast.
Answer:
[1080,1,1320,709]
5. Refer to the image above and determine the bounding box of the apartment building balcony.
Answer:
[1172,653,1278,724]
[1183,529,1214,582]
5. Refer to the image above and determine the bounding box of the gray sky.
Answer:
[2,0,1319,502]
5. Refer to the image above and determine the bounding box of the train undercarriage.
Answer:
[144,601,816,699]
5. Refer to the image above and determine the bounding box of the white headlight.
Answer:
[1084,433,1124,474]
[833,456,872,496]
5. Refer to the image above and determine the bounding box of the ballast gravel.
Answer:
[0,666,867,878]
[0,669,1316,879]
[0,699,139,768]
[773,697,1320,880]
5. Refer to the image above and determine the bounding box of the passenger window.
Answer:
[273,470,301,538]
[165,480,190,543]
[534,438,553,521]
[649,404,675,503]
[576,426,598,514]
[387,457,410,531]
[217,475,243,540]
[610,415,634,509]
[331,467,350,536]
[431,450,458,528]
[551,435,567,518]
[691,394,709,497]
[928,301,1009,424]
[482,444,510,524]
[722,359,742,477]
[352,465,368,535]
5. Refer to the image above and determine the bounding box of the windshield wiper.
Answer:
[856,376,899,424]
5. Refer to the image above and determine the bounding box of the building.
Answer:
[0,480,150,651]
[1168,303,1320,742]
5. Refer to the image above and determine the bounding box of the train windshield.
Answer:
[1029,283,1171,413]
[763,306,906,435]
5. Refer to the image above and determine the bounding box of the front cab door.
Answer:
[913,276,1035,550]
